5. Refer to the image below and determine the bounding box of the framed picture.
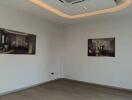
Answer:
[0,28,36,55]
[88,38,115,57]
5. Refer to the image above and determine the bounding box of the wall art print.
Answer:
[88,38,115,57]
[0,28,36,54]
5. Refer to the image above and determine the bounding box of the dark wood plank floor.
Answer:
[0,79,132,100]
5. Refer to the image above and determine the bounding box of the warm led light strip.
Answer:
[29,0,132,19]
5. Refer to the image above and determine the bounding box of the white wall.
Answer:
[63,17,132,90]
[0,3,132,94]
[0,5,64,94]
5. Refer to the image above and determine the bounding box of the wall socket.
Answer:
[51,72,54,75]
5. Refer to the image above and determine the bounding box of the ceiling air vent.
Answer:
[114,0,123,4]
[58,0,86,4]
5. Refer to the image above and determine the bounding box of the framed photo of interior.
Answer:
[88,37,115,57]
[0,28,36,55]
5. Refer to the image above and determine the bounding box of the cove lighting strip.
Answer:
[29,0,132,19]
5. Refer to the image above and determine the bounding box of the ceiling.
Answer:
[42,0,116,15]
[0,0,132,24]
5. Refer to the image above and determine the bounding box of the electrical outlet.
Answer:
[51,72,54,75]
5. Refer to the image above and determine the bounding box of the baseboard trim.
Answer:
[63,78,132,92]
[0,78,62,97]
[1,78,132,97]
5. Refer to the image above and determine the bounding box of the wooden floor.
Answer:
[0,79,132,100]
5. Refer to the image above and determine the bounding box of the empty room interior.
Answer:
[0,0,132,100]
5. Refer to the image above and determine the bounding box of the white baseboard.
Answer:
[1,78,131,97]
[0,78,61,97]
[63,78,132,92]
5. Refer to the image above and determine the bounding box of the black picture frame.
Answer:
[88,38,115,57]
[0,28,36,55]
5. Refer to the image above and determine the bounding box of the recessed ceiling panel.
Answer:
[29,0,131,19]
[42,0,116,15]
[0,0,131,23]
